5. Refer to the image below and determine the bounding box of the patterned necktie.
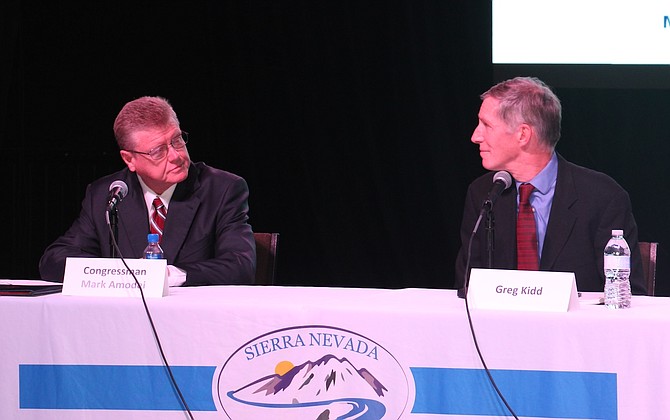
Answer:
[517,183,539,270]
[150,197,167,242]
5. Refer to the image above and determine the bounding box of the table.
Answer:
[1,284,669,419]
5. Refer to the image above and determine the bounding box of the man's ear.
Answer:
[120,150,136,172]
[517,123,533,146]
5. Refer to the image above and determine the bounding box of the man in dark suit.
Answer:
[40,96,256,286]
[455,77,646,295]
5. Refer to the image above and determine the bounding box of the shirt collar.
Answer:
[516,152,558,194]
[137,175,177,211]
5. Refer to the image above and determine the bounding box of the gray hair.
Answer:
[113,96,180,150]
[482,77,562,149]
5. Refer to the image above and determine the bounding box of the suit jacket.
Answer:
[39,162,256,286]
[455,154,646,295]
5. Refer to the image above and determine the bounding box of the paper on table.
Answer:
[167,265,186,287]
[0,280,63,296]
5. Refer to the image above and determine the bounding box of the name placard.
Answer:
[63,257,168,298]
[467,268,579,312]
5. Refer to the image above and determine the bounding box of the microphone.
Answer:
[458,170,514,299]
[106,180,128,212]
[482,171,512,211]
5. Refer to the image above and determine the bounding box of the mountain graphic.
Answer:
[231,354,388,403]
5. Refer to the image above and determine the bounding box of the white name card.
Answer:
[63,257,168,298]
[467,268,579,312]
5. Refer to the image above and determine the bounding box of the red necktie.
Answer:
[150,197,167,242]
[517,183,539,270]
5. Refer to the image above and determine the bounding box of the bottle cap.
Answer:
[611,229,623,236]
[147,233,160,243]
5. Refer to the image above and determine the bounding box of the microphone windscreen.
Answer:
[492,171,512,189]
[109,180,128,199]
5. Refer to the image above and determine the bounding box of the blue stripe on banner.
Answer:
[411,367,617,420]
[19,365,217,411]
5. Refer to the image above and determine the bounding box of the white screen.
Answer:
[493,0,670,65]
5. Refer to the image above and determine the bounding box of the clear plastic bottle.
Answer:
[143,233,164,259]
[604,229,631,309]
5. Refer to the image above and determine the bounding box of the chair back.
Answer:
[254,233,279,285]
[639,241,658,296]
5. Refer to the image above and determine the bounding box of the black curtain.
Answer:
[2,1,668,295]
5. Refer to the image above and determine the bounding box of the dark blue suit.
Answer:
[455,154,646,295]
[39,162,256,286]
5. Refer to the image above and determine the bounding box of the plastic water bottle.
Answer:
[143,233,164,259]
[604,229,631,309]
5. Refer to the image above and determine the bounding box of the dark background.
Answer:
[2,2,668,295]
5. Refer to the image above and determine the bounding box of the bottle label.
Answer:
[604,255,630,270]
[144,254,163,260]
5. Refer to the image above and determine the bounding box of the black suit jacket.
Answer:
[39,162,256,286]
[455,155,646,295]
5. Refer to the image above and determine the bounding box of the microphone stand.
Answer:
[457,177,508,300]
[458,205,490,299]
[485,207,495,268]
[108,208,119,258]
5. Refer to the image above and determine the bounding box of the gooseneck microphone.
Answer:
[106,180,128,213]
[459,169,520,420]
[458,170,514,298]
[102,181,195,419]
[482,170,512,211]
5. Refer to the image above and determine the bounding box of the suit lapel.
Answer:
[541,156,577,269]
[162,198,201,260]
[161,164,201,261]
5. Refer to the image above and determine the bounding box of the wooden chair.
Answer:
[253,233,279,285]
[638,241,658,296]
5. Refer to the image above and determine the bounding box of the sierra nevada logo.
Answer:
[217,325,409,419]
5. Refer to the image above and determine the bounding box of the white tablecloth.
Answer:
[1,284,668,419]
